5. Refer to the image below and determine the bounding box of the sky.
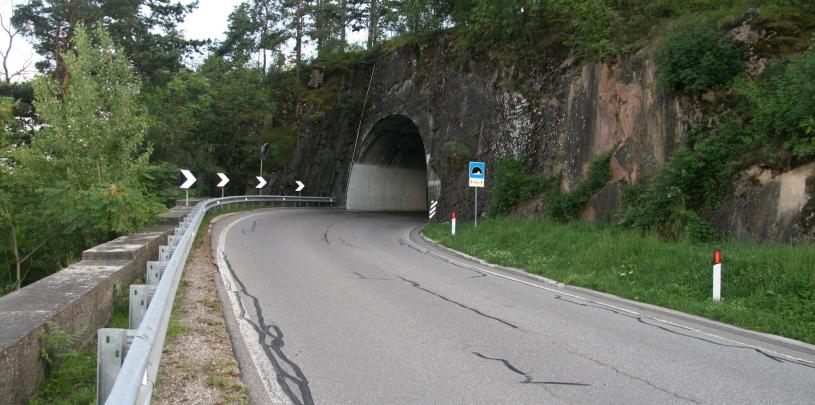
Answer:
[0,0,257,81]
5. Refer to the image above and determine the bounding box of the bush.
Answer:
[444,140,473,171]
[550,0,628,61]
[544,149,613,221]
[620,116,744,240]
[141,162,184,208]
[488,157,556,217]
[734,46,815,159]
[656,20,745,93]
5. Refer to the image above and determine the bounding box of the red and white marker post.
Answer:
[713,249,722,302]
[452,212,457,236]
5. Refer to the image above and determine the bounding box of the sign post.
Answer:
[216,172,229,197]
[259,143,269,196]
[469,162,485,227]
[180,169,196,206]
[295,180,305,207]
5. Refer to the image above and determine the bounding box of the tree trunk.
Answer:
[368,0,378,49]
[295,0,304,67]
[339,0,347,51]
[10,221,20,290]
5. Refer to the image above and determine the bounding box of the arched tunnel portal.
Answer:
[346,115,432,212]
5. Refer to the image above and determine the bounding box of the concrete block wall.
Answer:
[0,205,194,404]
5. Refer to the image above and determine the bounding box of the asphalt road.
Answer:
[212,209,815,405]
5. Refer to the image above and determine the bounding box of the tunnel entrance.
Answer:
[346,115,428,211]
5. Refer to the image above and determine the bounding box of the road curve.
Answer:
[212,209,814,405]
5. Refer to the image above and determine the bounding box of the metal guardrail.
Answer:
[97,195,336,404]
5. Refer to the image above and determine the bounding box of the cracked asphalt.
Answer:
[214,209,815,405]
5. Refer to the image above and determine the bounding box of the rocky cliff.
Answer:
[274,33,814,243]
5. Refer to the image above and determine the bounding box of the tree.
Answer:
[368,0,378,48]
[218,0,287,73]
[1,25,162,291]
[12,0,202,86]
[380,0,450,37]
[29,25,151,188]
[0,3,33,83]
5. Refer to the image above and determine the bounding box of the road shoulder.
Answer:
[152,217,248,404]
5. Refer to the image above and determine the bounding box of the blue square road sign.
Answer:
[469,162,485,187]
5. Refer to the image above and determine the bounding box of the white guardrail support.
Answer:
[97,195,335,404]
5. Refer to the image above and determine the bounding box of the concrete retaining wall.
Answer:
[0,205,193,404]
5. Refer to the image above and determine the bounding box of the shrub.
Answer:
[656,20,745,93]
[544,149,613,221]
[488,157,555,217]
[444,140,473,171]
[734,46,815,159]
[550,0,628,61]
[619,116,744,240]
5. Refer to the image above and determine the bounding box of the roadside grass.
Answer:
[28,291,129,405]
[424,218,815,345]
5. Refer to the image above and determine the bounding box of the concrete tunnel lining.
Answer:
[346,115,428,211]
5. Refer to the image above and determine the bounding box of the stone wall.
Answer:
[0,205,193,404]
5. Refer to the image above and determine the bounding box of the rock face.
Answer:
[274,36,813,243]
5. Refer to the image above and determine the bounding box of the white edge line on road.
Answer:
[217,212,292,405]
[410,229,815,367]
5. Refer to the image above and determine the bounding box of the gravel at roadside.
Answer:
[153,222,248,404]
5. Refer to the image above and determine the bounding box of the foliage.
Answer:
[544,149,614,221]
[549,0,627,61]
[452,0,545,58]
[655,20,746,93]
[1,26,163,292]
[29,293,129,404]
[145,56,301,196]
[443,140,472,172]
[487,157,555,217]
[734,45,815,159]
[140,162,184,208]
[424,218,815,344]
[39,321,86,368]
[30,26,150,189]
[12,0,203,85]
[620,116,744,241]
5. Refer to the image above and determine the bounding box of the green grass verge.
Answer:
[424,218,815,345]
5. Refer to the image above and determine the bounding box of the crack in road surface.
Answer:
[223,254,314,405]
[565,346,701,404]
[322,224,333,245]
[352,271,390,281]
[554,295,815,370]
[397,276,519,330]
[341,238,363,249]
[472,352,591,387]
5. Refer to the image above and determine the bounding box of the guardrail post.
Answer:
[97,328,135,405]
[129,284,158,330]
[168,235,180,248]
[158,245,172,261]
[146,261,167,286]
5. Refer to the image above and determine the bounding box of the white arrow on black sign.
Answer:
[295,180,305,192]
[216,172,230,188]
[256,176,267,189]
[180,169,196,189]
